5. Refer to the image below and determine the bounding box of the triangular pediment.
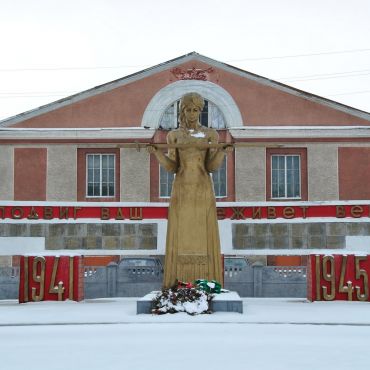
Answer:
[1,52,369,128]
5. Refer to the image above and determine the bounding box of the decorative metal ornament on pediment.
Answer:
[171,67,214,81]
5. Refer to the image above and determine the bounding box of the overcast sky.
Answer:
[0,0,369,121]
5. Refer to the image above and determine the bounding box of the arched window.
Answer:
[159,99,227,198]
[159,99,227,129]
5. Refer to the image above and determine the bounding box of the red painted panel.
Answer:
[19,256,84,303]
[307,254,370,302]
[0,204,369,220]
[84,256,119,266]
[275,256,302,266]
[14,148,47,200]
[339,147,370,200]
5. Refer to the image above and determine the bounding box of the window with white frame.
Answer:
[159,156,227,198]
[159,165,175,198]
[271,155,301,199]
[86,154,115,197]
[159,99,227,129]
[212,156,227,197]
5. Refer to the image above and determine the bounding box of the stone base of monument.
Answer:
[210,291,243,313]
[137,291,243,314]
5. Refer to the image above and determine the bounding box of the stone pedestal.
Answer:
[210,291,243,313]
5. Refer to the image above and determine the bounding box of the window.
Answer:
[86,154,115,197]
[271,155,300,199]
[266,148,307,201]
[159,165,174,198]
[77,148,120,202]
[212,156,227,197]
[159,99,226,129]
[159,156,227,198]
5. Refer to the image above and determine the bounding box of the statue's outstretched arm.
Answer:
[147,132,178,173]
[205,131,233,172]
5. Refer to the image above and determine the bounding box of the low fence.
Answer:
[224,262,307,297]
[83,261,307,298]
[261,265,307,297]
[0,267,19,299]
[84,263,163,298]
[0,263,307,299]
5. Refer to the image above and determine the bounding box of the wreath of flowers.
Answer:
[151,279,221,315]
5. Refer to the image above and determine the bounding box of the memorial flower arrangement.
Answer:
[151,279,221,315]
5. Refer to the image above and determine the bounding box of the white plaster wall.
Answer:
[346,236,370,253]
[47,146,77,201]
[0,146,14,200]
[0,256,12,267]
[0,237,45,256]
[235,147,265,201]
[308,144,338,201]
[120,148,150,201]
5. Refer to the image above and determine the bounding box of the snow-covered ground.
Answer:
[0,298,369,370]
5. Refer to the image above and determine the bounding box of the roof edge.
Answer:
[1,51,369,127]
[0,52,200,127]
[193,53,370,122]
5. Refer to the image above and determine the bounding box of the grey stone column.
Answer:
[107,262,118,297]
[253,262,264,297]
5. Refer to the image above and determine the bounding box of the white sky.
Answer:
[0,0,369,121]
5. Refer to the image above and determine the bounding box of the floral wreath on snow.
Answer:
[151,279,222,315]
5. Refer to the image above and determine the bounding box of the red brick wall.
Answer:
[339,147,370,200]
[12,60,370,128]
[14,148,47,200]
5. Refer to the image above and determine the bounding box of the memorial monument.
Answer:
[148,93,232,288]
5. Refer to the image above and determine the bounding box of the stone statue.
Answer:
[148,93,232,288]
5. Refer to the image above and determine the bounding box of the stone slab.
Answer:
[211,291,243,313]
[137,291,243,314]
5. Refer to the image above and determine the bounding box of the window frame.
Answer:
[77,148,120,202]
[266,148,307,201]
[159,164,174,199]
[86,153,116,198]
[270,154,301,200]
[211,156,228,198]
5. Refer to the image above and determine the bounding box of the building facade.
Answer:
[0,52,370,268]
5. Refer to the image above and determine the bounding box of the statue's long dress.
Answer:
[163,128,223,288]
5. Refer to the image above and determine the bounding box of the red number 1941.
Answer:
[19,256,84,303]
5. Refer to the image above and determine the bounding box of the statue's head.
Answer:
[179,92,204,128]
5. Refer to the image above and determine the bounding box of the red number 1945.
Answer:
[308,254,369,301]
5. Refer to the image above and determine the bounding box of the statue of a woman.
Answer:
[148,93,232,288]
